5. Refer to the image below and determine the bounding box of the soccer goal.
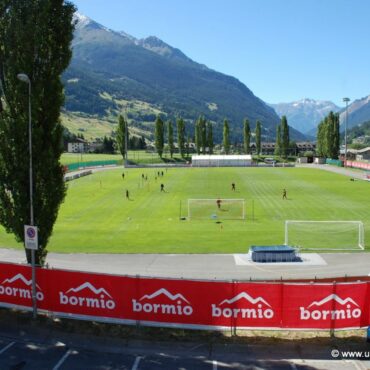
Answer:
[187,199,245,220]
[284,220,365,250]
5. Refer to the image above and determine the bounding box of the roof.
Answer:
[356,147,370,153]
[192,155,252,160]
[250,245,296,253]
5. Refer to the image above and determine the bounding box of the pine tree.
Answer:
[255,120,262,155]
[116,114,128,160]
[176,117,185,158]
[243,119,251,154]
[167,120,174,158]
[0,0,75,265]
[154,115,164,158]
[223,119,230,154]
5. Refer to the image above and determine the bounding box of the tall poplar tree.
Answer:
[274,124,281,156]
[207,121,214,154]
[200,116,207,154]
[223,119,230,154]
[243,119,251,154]
[167,120,174,158]
[255,120,262,155]
[0,0,75,265]
[154,115,164,158]
[176,117,185,158]
[194,117,201,154]
[281,116,290,158]
[116,114,128,160]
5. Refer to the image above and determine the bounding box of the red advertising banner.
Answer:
[0,262,369,330]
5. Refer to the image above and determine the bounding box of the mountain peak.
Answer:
[73,12,93,28]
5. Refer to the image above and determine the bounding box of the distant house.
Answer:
[356,147,370,161]
[67,138,89,153]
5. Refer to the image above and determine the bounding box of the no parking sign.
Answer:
[24,225,38,250]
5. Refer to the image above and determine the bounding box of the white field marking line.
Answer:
[132,356,142,370]
[0,341,15,355]
[53,349,73,370]
[213,360,217,370]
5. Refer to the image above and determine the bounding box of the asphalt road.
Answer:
[0,320,368,370]
[1,248,370,281]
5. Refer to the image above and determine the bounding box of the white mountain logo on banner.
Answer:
[139,288,190,304]
[66,282,112,298]
[0,273,44,301]
[132,288,193,316]
[300,294,361,320]
[219,292,271,307]
[307,294,359,308]
[60,281,115,310]
[212,291,274,319]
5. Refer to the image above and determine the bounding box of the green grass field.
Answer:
[0,167,369,253]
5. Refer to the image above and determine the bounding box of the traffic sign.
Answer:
[24,225,38,250]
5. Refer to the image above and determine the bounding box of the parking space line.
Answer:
[53,349,73,370]
[132,356,142,370]
[0,341,15,355]
[213,360,217,370]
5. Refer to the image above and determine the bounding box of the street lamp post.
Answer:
[17,73,37,319]
[343,97,350,166]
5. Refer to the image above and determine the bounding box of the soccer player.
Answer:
[231,183,236,191]
[122,172,125,180]
[282,189,287,200]
[216,198,222,209]
[126,189,129,199]
[160,183,165,192]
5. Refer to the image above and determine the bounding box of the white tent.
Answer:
[192,155,252,167]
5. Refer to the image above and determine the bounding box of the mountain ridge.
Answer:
[64,12,307,141]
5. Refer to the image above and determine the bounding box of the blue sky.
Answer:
[72,0,370,107]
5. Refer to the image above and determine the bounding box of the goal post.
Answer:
[284,220,365,250]
[188,199,245,220]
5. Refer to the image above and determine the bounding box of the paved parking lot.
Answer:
[0,331,368,370]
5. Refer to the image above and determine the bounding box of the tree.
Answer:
[154,115,164,158]
[281,116,290,158]
[223,119,230,154]
[0,1,75,265]
[102,136,115,154]
[255,120,262,155]
[274,124,281,157]
[207,121,214,154]
[177,117,186,158]
[116,114,128,160]
[167,120,174,158]
[243,119,251,154]
[200,116,207,153]
[316,111,340,159]
[195,117,201,154]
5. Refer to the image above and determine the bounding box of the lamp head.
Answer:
[17,73,30,83]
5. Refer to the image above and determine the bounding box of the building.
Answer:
[356,147,370,161]
[192,155,253,167]
[67,138,89,153]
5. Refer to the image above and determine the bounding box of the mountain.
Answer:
[63,13,305,142]
[270,99,340,135]
[339,95,370,131]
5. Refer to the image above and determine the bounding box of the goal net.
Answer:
[188,199,245,220]
[284,220,365,250]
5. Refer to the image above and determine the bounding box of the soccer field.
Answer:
[0,167,369,253]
